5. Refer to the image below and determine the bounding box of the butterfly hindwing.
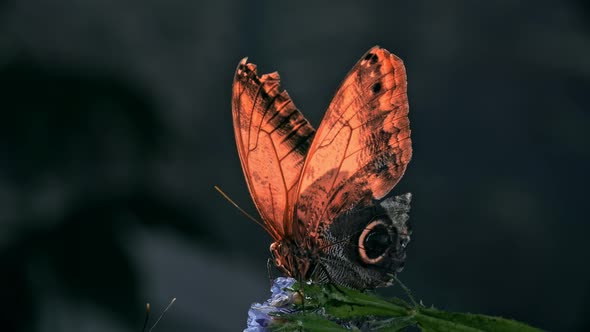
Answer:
[232,59,315,240]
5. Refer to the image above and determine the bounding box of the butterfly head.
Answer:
[270,239,316,282]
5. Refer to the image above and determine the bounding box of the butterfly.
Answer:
[232,46,412,289]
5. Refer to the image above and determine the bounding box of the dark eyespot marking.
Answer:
[371,82,382,94]
[363,224,391,259]
[358,219,394,264]
[364,52,379,64]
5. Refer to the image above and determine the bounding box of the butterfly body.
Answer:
[232,46,412,289]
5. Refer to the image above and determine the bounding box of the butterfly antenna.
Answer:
[142,302,151,332]
[148,298,176,332]
[214,186,268,231]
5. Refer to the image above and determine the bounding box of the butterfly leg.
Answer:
[390,274,419,307]
[266,257,275,288]
[316,262,346,295]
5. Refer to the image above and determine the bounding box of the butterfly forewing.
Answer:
[232,59,316,240]
[294,46,412,241]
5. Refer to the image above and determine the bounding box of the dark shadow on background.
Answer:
[0,58,215,331]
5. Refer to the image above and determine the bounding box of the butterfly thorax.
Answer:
[270,238,320,281]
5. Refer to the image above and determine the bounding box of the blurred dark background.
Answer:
[0,1,588,331]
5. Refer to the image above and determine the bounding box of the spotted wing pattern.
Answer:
[232,59,315,240]
[294,46,412,242]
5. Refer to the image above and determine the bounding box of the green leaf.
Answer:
[271,313,353,332]
[270,282,544,332]
[373,316,417,331]
[298,283,411,318]
[415,308,544,332]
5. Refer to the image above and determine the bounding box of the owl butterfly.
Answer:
[232,46,412,289]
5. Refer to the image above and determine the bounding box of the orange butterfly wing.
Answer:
[232,58,315,241]
[294,46,412,241]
